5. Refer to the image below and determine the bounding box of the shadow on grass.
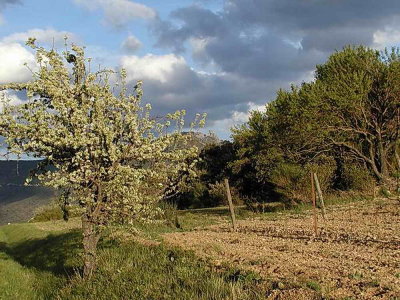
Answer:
[1,230,82,276]
[1,229,119,278]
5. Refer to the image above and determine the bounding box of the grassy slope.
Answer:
[0,195,376,299]
[0,160,55,225]
[0,188,56,225]
[0,224,64,299]
[0,212,263,300]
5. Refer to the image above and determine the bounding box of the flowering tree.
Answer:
[0,39,205,278]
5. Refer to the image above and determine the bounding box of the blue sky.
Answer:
[1,0,400,140]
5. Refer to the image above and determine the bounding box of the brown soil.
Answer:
[163,198,400,299]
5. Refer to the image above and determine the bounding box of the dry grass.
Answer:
[163,198,400,299]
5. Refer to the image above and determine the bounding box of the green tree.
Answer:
[231,110,283,202]
[0,40,204,278]
[233,46,400,202]
[315,46,400,183]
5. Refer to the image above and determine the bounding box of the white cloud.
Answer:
[0,42,36,84]
[207,102,267,139]
[121,35,142,53]
[373,27,400,49]
[73,0,156,27]
[2,28,78,47]
[121,54,186,83]
[0,90,25,112]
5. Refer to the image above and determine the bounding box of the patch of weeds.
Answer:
[366,280,380,287]
[379,187,391,198]
[395,273,400,279]
[209,243,224,254]
[222,268,265,299]
[271,280,287,290]
[349,271,363,280]
[290,203,311,215]
[224,268,262,284]
[305,280,321,292]
[248,259,263,266]
[177,211,220,230]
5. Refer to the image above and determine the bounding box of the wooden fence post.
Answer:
[224,178,237,231]
[311,172,318,236]
[313,173,326,220]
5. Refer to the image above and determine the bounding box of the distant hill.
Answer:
[182,131,221,150]
[0,160,55,225]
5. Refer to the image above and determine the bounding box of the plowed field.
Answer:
[164,198,400,299]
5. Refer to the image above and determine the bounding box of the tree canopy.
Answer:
[0,39,205,277]
[232,46,400,203]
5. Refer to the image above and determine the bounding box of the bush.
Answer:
[172,179,210,209]
[271,161,335,202]
[30,204,82,222]
[172,178,243,209]
[269,163,311,202]
[208,181,242,206]
[158,201,181,228]
[337,163,375,192]
[269,158,337,203]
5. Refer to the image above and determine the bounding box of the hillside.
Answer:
[0,197,398,299]
[0,160,55,225]
[0,209,261,300]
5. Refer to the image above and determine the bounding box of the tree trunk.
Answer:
[395,146,400,170]
[82,214,100,279]
[377,134,389,180]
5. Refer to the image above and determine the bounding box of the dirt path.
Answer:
[163,198,400,299]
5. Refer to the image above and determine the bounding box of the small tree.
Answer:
[0,39,205,278]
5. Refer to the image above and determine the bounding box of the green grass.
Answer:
[58,242,263,300]
[0,195,375,299]
[305,280,322,292]
[0,221,264,300]
[0,224,68,299]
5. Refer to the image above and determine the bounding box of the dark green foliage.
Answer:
[30,205,82,223]
[335,162,375,191]
[231,46,400,203]
[198,141,236,182]
[171,141,240,209]
[171,178,209,209]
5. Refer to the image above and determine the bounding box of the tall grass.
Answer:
[0,222,263,300]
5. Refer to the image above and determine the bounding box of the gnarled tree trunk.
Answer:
[82,214,101,279]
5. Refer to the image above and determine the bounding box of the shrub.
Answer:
[158,201,181,228]
[269,157,337,203]
[208,181,242,206]
[269,163,307,202]
[338,163,375,192]
[30,204,82,222]
[172,179,209,209]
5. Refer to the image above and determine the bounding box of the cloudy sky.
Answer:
[1,0,400,139]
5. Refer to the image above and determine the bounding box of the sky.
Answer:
[1,0,400,140]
